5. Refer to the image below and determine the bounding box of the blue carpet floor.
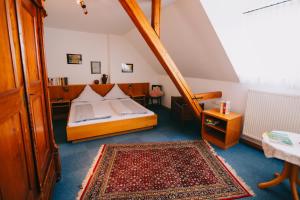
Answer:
[52,106,298,200]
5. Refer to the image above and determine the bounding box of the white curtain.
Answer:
[201,0,300,89]
[237,0,300,89]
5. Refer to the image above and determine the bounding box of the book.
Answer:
[266,131,293,146]
[205,118,220,126]
[48,77,68,86]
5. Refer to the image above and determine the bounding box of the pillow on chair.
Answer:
[150,86,164,97]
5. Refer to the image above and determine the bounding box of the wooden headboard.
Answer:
[48,83,150,100]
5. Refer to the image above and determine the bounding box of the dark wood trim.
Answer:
[48,83,150,101]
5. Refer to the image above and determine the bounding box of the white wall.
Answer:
[159,74,300,114]
[109,35,160,83]
[158,75,248,113]
[45,27,108,84]
[44,27,159,84]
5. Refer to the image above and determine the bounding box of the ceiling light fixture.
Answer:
[77,0,88,15]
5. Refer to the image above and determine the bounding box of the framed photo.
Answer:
[67,54,82,64]
[91,61,101,74]
[122,63,133,73]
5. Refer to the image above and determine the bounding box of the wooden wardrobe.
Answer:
[0,0,60,199]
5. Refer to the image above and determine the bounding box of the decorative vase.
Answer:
[94,80,99,84]
[101,74,108,84]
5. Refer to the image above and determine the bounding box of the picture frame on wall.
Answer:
[121,63,133,73]
[67,54,82,64]
[91,61,101,74]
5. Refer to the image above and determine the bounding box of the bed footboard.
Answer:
[66,114,157,142]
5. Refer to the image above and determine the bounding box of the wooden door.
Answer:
[17,0,52,188]
[0,0,36,199]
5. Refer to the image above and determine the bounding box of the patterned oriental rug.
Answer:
[77,141,254,200]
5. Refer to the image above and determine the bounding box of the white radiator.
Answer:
[242,90,300,144]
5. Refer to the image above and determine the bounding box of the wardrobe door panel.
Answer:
[20,1,40,82]
[0,101,31,200]
[0,0,36,199]
[30,94,51,177]
[18,0,52,188]
[0,0,16,92]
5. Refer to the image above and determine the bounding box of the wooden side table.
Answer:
[258,131,300,200]
[202,109,242,149]
[50,99,71,119]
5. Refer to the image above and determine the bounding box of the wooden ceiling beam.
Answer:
[119,0,202,118]
[151,0,161,37]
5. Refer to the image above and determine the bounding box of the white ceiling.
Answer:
[44,0,175,34]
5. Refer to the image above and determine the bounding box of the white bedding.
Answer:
[110,99,148,115]
[73,104,111,123]
[68,98,154,127]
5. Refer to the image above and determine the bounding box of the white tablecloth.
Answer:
[262,131,300,166]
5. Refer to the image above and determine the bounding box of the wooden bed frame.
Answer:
[48,82,157,142]
[66,112,157,142]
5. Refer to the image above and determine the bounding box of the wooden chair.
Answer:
[149,85,163,105]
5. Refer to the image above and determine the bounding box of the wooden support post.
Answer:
[151,0,161,37]
[119,0,202,118]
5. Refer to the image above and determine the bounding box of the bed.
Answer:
[66,85,157,142]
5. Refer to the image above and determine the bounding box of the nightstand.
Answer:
[202,109,242,149]
[50,99,71,119]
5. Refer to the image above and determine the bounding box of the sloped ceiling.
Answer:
[125,0,239,82]
[44,0,175,34]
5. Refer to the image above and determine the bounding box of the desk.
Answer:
[171,96,204,126]
[50,99,71,119]
[258,131,300,200]
[130,94,146,106]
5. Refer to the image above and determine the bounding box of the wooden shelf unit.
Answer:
[202,109,242,149]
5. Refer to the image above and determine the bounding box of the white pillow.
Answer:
[104,85,129,100]
[73,85,104,102]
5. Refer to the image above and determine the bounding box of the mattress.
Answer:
[68,98,155,127]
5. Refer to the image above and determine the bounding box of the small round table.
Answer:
[258,131,300,200]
